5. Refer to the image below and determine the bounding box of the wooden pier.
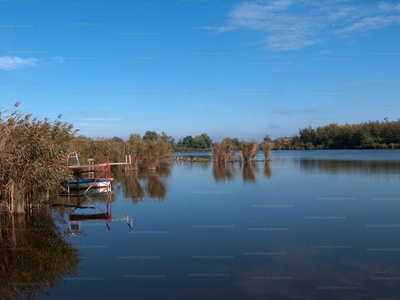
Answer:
[63,154,133,236]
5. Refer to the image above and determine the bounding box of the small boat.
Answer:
[59,186,111,196]
[60,178,111,190]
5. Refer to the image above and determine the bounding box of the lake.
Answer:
[2,150,400,299]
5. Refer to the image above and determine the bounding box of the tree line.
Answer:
[277,119,400,150]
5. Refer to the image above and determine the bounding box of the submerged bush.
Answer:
[241,141,259,162]
[261,142,274,160]
[212,139,236,163]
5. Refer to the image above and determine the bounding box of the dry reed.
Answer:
[261,142,274,160]
[241,141,259,162]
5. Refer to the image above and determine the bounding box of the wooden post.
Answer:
[9,179,14,214]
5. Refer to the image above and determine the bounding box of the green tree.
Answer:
[160,131,175,148]
[201,133,212,148]
[194,135,207,149]
[263,135,272,143]
[142,130,158,141]
[176,139,183,148]
[182,136,195,148]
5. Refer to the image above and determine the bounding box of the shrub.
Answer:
[261,142,274,160]
[212,139,236,163]
[241,141,259,162]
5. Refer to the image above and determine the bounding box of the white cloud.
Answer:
[225,0,400,51]
[0,56,37,70]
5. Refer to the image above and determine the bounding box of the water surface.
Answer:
[3,150,400,299]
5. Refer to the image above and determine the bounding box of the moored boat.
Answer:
[60,178,111,190]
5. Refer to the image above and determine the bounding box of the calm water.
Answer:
[2,150,400,299]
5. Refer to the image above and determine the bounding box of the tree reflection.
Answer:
[212,163,235,182]
[0,208,80,299]
[298,159,400,177]
[242,163,258,182]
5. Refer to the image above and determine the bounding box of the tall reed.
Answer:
[0,103,75,214]
[69,136,125,164]
[125,134,146,170]
[142,137,172,170]
[126,132,172,170]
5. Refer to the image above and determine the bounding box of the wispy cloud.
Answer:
[0,56,37,70]
[225,1,400,51]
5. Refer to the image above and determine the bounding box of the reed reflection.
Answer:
[212,163,235,182]
[242,163,258,182]
[122,163,171,202]
[146,172,167,200]
[263,162,273,179]
[0,209,80,299]
[121,171,145,203]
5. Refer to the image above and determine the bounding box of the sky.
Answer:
[1,0,400,142]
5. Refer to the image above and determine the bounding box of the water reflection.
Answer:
[241,163,258,182]
[0,209,80,299]
[226,242,400,299]
[121,171,145,203]
[263,162,272,178]
[212,163,235,182]
[297,159,400,177]
[146,173,167,200]
[121,164,171,202]
[40,151,400,299]
[212,162,273,182]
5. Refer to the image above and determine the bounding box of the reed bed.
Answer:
[69,136,125,165]
[0,103,75,214]
[142,138,172,170]
[126,133,172,170]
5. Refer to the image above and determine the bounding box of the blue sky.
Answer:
[1,0,400,142]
